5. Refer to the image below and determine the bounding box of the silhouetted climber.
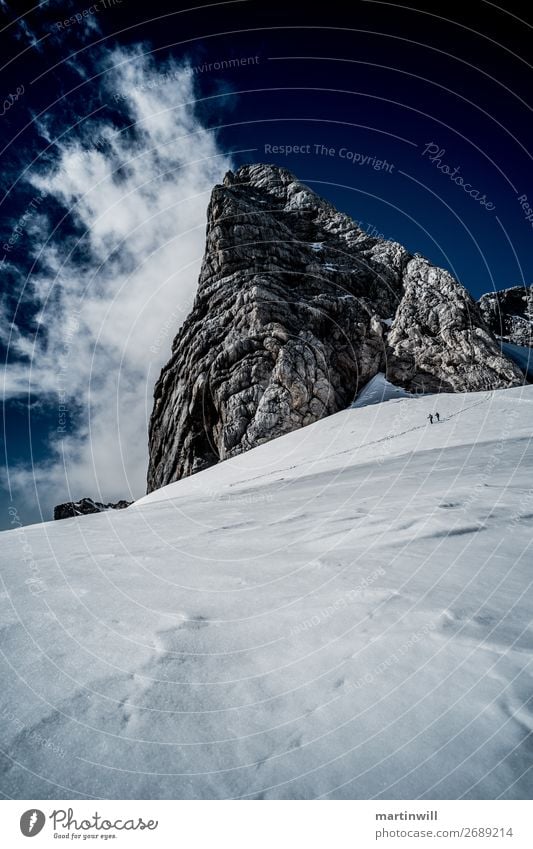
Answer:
[435,412,440,422]
[427,413,434,424]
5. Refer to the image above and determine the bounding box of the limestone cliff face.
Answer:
[478,286,533,347]
[147,164,524,493]
[384,258,523,393]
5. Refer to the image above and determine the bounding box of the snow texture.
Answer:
[0,385,532,799]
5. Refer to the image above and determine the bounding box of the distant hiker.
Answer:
[427,413,434,424]
[435,412,440,422]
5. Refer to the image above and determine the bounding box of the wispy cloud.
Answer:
[2,47,233,521]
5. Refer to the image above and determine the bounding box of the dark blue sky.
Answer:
[1,0,532,528]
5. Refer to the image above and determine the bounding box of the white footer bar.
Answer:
[2,799,531,848]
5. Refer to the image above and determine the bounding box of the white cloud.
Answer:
[2,48,233,521]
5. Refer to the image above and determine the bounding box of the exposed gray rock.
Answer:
[53,498,132,520]
[384,258,524,392]
[147,164,524,493]
[478,285,533,346]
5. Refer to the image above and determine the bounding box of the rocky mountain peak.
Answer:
[146,164,524,493]
[53,498,132,520]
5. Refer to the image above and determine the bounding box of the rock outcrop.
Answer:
[53,498,132,520]
[478,286,533,346]
[384,259,524,393]
[147,164,524,493]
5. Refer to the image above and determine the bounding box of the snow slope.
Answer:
[351,372,414,408]
[0,385,532,800]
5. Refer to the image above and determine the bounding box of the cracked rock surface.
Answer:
[478,285,533,347]
[384,258,524,393]
[147,164,524,492]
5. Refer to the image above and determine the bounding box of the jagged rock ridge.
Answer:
[54,498,132,520]
[147,164,524,493]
